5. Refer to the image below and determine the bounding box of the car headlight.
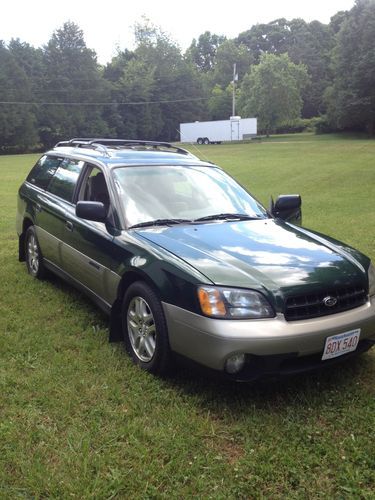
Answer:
[197,286,275,319]
[368,262,375,297]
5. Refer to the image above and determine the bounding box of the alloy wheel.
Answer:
[127,296,156,362]
[27,233,39,275]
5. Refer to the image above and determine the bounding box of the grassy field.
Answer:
[0,134,374,498]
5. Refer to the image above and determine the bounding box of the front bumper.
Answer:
[162,296,375,376]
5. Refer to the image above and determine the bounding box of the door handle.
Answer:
[88,260,101,271]
[65,221,74,232]
[35,203,42,213]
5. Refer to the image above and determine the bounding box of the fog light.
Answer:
[225,353,246,374]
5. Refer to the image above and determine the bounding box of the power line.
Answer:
[12,89,108,93]
[0,97,209,106]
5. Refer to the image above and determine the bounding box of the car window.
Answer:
[47,158,84,203]
[80,166,110,209]
[113,165,268,227]
[26,155,63,190]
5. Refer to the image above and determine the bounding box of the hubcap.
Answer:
[27,234,39,275]
[127,296,156,362]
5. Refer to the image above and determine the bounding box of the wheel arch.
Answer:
[109,268,163,342]
[19,217,34,261]
[109,260,205,343]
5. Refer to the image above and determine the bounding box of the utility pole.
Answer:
[232,63,238,117]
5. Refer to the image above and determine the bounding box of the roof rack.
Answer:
[54,139,109,156]
[54,138,192,156]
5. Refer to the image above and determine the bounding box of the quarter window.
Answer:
[26,155,63,190]
[47,158,84,202]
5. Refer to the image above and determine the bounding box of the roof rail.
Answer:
[54,138,192,156]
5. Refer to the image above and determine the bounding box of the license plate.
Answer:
[322,329,360,361]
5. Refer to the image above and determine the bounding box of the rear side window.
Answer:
[26,155,63,190]
[47,158,84,203]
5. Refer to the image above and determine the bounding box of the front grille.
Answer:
[285,285,367,321]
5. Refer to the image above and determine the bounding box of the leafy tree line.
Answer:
[0,0,374,152]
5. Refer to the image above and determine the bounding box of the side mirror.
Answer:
[76,201,107,222]
[271,195,302,225]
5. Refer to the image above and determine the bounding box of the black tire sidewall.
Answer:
[122,281,171,374]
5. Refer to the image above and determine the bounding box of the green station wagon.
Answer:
[17,139,375,380]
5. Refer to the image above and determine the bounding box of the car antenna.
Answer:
[174,128,212,163]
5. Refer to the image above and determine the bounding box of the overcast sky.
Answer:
[1,0,355,64]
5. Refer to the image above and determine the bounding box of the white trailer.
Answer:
[179,116,257,144]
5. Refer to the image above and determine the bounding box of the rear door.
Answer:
[26,154,65,265]
[41,157,85,267]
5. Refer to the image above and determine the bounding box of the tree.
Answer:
[211,40,253,88]
[41,21,109,147]
[238,53,309,135]
[8,38,45,93]
[105,19,206,141]
[187,31,226,72]
[326,0,375,134]
[237,18,334,117]
[329,10,350,34]
[0,41,38,151]
[286,19,334,117]
[237,19,292,63]
[208,84,233,120]
[109,56,158,139]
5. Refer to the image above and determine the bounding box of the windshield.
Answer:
[112,165,268,228]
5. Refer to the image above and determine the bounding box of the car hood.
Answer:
[134,219,367,295]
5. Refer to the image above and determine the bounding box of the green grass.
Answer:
[0,135,374,498]
[189,132,375,260]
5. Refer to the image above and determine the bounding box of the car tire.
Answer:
[25,226,46,279]
[122,281,171,375]
[197,138,203,145]
[203,138,210,145]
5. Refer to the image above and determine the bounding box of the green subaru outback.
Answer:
[16,138,375,380]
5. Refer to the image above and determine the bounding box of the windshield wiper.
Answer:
[194,213,262,223]
[129,218,192,229]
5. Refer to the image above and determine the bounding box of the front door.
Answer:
[61,165,120,306]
